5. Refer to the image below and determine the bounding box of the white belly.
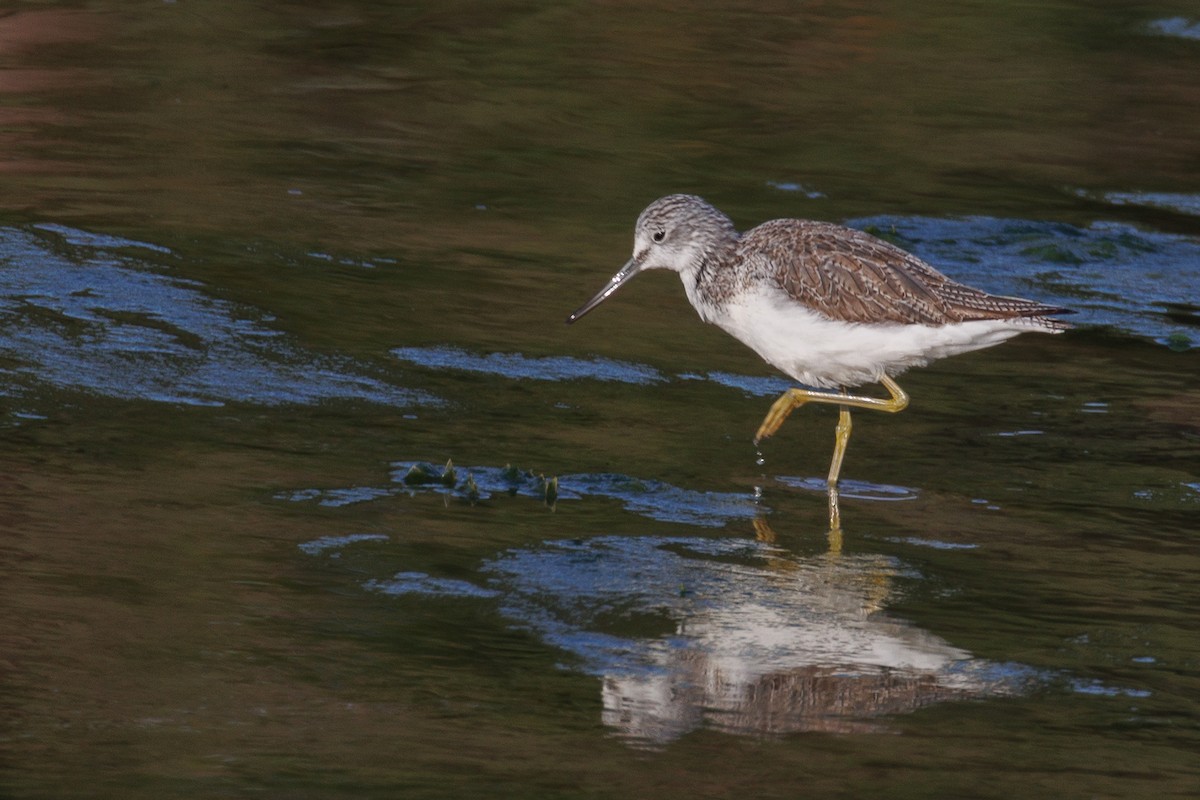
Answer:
[711,287,1031,389]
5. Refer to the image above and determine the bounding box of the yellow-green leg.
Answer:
[754,375,909,447]
[754,375,910,447]
[826,405,851,533]
[755,375,910,526]
[828,404,853,488]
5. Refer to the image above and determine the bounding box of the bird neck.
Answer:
[681,242,738,322]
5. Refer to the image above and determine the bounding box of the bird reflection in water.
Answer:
[484,518,1031,746]
[596,519,1006,743]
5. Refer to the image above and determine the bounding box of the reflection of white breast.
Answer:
[686,599,970,686]
[600,555,980,742]
[480,536,1034,746]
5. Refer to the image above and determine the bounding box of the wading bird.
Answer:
[567,195,1070,527]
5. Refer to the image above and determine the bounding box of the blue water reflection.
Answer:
[1148,17,1200,40]
[0,225,432,407]
[391,345,667,385]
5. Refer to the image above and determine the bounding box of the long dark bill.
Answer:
[565,257,643,324]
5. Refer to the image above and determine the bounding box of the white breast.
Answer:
[711,286,1032,389]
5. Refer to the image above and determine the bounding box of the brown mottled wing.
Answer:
[741,220,1070,327]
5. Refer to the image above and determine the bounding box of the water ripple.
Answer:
[392,345,666,384]
[1086,190,1200,217]
[1147,17,1200,40]
[0,225,434,407]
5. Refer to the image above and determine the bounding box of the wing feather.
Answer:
[739,220,1070,329]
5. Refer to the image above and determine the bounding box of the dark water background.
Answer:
[2,3,1198,798]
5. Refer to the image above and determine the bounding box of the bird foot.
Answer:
[754,388,810,443]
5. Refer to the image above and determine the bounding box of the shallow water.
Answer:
[2,2,1199,798]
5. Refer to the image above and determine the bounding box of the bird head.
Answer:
[567,194,736,323]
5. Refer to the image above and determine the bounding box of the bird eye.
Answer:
[652,230,665,243]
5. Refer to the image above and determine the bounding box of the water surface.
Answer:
[2,2,1199,798]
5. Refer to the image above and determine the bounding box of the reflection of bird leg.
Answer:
[754,515,845,558]
[752,516,890,613]
[752,517,777,544]
[827,487,843,549]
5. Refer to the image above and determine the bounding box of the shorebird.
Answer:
[566,195,1071,524]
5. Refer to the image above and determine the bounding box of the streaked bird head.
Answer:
[566,194,737,323]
